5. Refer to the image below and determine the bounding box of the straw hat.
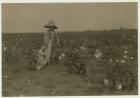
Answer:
[44,20,58,29]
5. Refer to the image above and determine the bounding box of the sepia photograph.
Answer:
[2,2,138,96]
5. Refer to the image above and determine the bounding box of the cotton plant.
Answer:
[36,45,49,70]
[3,44,8,51]
[119,49,129,64]
[80,46,87,50]
[58,53,65,61]
[94,49,102,59]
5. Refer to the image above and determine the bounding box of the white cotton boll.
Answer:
[116,59,120,63]
[27,79,32,82]
[124,50,128,54]
[130,56,134,60]
[123,55,128,59]
[121,59,126,64]
[95,53,99,58]
[104,78,109,86]
[61,54,65,57]
[110,58,112,63]
[36,66,42,71]
[94,50,102,59]
[117,84,122,90]
[4,46,7,51]
[59,56,62,60]
[80,46,86,50]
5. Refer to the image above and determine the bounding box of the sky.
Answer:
[2,3,137,33]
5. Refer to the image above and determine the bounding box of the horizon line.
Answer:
[2,28,138,33]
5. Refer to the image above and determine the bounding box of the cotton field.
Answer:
[2,29,138,96]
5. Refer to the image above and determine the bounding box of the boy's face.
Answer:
[48,27,55,30]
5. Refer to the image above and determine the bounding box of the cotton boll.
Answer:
[94,49,102,59]
[116,59,120,63]
[116,84,122,90]
[109,58,112,63]
[3,44,7,51]
[59,56,62,61]
[124,50,128,54]
[61,54,65,57]
[4,46,7,51]
[36,66,42,71]
[80,46,86,50]
[27,79,32,83]
[121,59,126,64]
[123,55,128,59]
[130,56,134,60]
[95,53,101,59]
[104,78,109,86]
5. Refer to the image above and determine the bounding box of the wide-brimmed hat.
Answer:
[44,20,58,29]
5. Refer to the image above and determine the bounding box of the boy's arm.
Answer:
[55,31,60,47]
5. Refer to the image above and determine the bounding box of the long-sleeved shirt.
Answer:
[43,30,54,45]
[43,30,60,47]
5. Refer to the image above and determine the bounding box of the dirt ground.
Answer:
[2,62,104,96]
[2,63,137,96]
